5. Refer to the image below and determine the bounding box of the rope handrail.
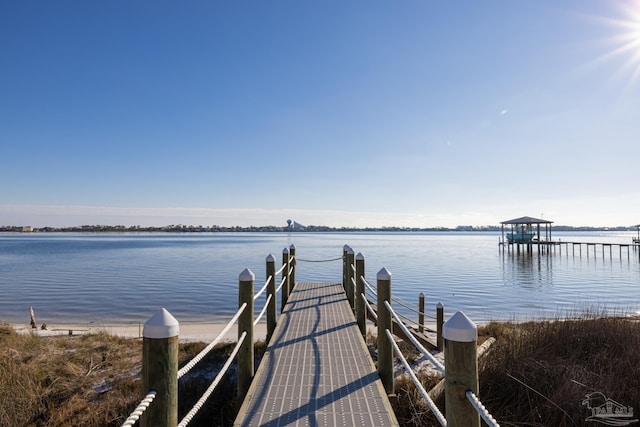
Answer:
[350,263,356,273]
[386,329,447,426]
[177,302,247,380]
[350,276,356,291]
[297,256,343,263]
[392,296,436,320]
[121,390,157,427]
[362,293,378,321]
[362,276,377,296]
[254,294,272,326]
[276,275,287,293]
[253,275,272,301]
[466,390,500,427]
[384,300,445,374]
[275,263,287,276]
[394,310,420,329]
[177,332,247,427]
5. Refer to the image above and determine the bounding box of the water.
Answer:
[1,231,639,327]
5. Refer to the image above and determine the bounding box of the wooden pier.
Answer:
[500,239,640,260]
[234,281,399,426]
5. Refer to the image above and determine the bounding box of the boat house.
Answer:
[500,216,553,245]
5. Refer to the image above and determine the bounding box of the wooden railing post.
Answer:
[142,308,178,427]
[418,292,425,333]
[342,245,349,293]
[444,311,479,427]
[437,302,444,351]
[355,252,366,338]
[281,247,290,312]
[237,268,255,402]
[377,267,394,396]
[289,244,296,291]
[346,247,355,311]
[265,254,276,343]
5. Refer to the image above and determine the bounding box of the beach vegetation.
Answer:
[1,314,639,426]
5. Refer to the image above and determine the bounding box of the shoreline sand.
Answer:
[12,321,269,343]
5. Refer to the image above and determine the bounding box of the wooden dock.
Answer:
[234,282,399,427]
[500,240,640,259]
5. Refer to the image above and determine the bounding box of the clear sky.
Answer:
[2,1,640,228]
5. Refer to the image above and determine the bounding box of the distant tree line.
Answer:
[0,224,636,233]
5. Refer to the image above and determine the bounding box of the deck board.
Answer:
[234,282,398,427]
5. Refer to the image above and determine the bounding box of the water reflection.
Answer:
[501,250,553,289]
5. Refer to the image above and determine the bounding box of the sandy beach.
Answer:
[13,321,268,343]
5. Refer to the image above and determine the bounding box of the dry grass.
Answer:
[479,314,640,426]
[0,324,267,427]
[390,313,640,426]
[0,324,140,426]
[2,314,638,426]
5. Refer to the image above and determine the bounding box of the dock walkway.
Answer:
[234,282,399,427]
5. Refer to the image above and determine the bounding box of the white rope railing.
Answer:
[297,256,343,263]
[362,293,378,321]
[385,301,445,374]
[177,332,247,427]
[276,275,287,293]
[253,275,272,301]
[254,294,272,326]
[362,276,377,297]
[176,303,247,380]
[386,329,447,426]
[275,263,287,276]
[121,390,157,427]
[466,390,500,427]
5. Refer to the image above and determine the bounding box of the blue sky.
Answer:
[2,1,640,228]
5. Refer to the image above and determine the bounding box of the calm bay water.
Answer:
[1,231,639,326]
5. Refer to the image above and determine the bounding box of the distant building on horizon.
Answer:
[286,219,306,231]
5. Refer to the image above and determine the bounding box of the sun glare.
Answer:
[591,1,640,87]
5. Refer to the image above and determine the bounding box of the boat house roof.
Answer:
[500,216,553,225]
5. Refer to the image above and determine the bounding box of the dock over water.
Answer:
[234,282,399,427]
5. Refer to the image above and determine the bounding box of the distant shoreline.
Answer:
[1,225,636,233]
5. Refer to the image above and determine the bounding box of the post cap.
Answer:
[143,308,179,339]
[377,267,392,280]
[266,254,275,262]
[289,243,296,250]
[437,302,444,309]
[347,246,354,254]
[343,244,350,251]
[239,268,255,282]
[356,252,364,260]
[282,247,289,254]
[443,311,477,342]
[419,292,424,297]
